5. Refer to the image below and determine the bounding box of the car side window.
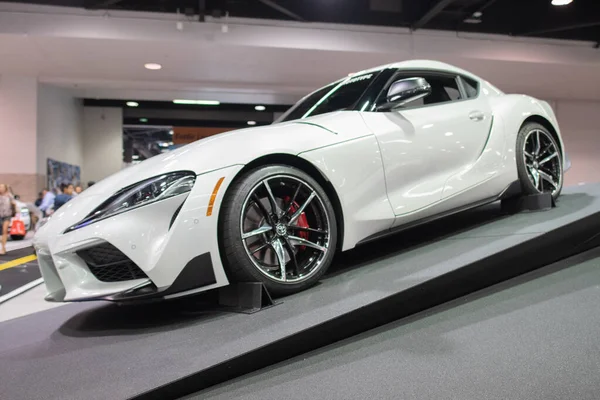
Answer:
[374,72,464,110]
[461,76,479,98]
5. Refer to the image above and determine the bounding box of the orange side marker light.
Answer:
[206,177,225,216]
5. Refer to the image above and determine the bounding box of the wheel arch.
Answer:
[226,153,345,251]
[521,115,563,155]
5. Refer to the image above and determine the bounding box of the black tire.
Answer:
[516,122,563,200]
[219,165,338,296]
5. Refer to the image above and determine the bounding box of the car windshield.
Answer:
[277,72,378,123]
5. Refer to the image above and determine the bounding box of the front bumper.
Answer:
[34,166,242,302]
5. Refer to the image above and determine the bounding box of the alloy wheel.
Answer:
[239,175,331,284]
[522,129,562,195]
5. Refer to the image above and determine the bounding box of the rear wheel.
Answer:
[516,122,563,200]
[219,165,337,296]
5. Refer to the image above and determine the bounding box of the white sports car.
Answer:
[33,60,566,302]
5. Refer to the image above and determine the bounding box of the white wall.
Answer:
[37,84,84,177]
[0,75,37,174]
[82,107,123,185]
[553,100,600,187]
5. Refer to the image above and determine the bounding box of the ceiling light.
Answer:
[255,105,266,111]
[169,130,174,135]
[158,142,169,148]
[173,99,220,105]
[132,155,140,160]
[144,63,162,70]
[126,101,139,107]
[473,11,483,18]
[247,121,256,126]
[139,118,148,123]
[551,0,573,5]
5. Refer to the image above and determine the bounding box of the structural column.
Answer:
[0,75,41,201]
[82,107,123,186]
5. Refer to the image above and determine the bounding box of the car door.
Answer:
[359,70,493,217]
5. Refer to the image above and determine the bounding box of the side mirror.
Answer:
[378,77,432,111]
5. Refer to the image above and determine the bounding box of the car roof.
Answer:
[291,59,491,109]
[350,59,479,80]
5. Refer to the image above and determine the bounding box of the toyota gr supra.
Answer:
[34,60,567,302]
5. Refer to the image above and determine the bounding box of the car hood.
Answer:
[82,111,367,198]
[35,111,370,239]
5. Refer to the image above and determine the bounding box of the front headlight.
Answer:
[65,171,195,233]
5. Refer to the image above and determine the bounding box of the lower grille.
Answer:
[77,243,148,283]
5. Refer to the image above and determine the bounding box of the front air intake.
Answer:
[77,243,148,283]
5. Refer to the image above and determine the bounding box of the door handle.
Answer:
[469,111,485,122]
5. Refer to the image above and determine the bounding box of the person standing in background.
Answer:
[0,184,16,255]
[73,185,83,196]
[38,188,55,217]
[35,192,44,207]
[54,183,74,210]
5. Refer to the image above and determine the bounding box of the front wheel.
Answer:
[516,122,563,200]
[219,165,337,296]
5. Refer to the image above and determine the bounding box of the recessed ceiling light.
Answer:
[551,0,573,5]
[126,101,139,107]
[172,99,220,105]
[473,11,483,18]
[139,118,148,123]
[255,105,266,111]
[158,142,170,148]
[169,130,174,135]
[247,121,257,126]
[144,63,162,70]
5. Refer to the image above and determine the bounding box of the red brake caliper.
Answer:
[284,196,309,249]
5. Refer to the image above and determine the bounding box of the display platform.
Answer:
[1,185,600,400]
[193,246,600,400]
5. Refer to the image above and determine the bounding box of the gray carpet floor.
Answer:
[195,247,600,400]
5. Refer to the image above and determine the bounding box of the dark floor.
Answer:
[0,262,41,296]
[0,246,38,297]
[0,245,34,262]
[193,246,600,400]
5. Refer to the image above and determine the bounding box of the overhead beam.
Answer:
[412,0,458,31]
[478,0,502,12]
[519,21,600,37]
[258,0,305,22]
[86,0,125,8]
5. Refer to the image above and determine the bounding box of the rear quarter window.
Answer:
[462,77,479,98]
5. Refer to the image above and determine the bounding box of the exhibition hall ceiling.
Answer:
[9,0,600,42]
[0,1,599,103]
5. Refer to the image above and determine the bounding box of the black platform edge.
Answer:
[501,192,555,213]
[131,211,600,400]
